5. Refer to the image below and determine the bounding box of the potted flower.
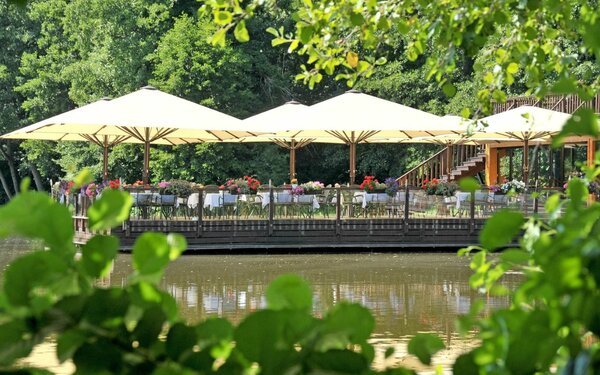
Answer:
[224,179,241,195]
[242,176,261,194]
[360,176,386,193]
[290,185,304,195]
[290,178,298,188]
[384,177,399,197]
[500,179,526,194]
[165,179,194,198]
[300,181,325,195]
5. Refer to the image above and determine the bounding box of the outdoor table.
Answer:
[354,192,389,209]
[203,193,222,210]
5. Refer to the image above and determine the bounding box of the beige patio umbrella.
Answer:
[2,86,257,183]
[1,98,131,180]
[237,101,342,179]
[259,90,454,184]
[372,115,510,175]
[477,106,572,184]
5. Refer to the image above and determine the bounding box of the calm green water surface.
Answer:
[1,239,520,372]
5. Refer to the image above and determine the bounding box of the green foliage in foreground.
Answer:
[0,169,599,374]
[0,183,436,374]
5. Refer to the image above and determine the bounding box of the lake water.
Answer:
[0,239,520,373]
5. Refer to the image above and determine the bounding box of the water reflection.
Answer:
[108,253,518,342]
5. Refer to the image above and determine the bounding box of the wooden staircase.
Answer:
[397,145,486,187]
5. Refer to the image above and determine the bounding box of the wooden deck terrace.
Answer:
[71,187,551,251]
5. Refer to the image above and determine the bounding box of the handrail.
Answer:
[396,147,446,185]
[397,144,485,187]
[494,93,600,114]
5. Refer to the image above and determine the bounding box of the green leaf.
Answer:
[499,249,530,264]
[567,178,587,203]
[214,10,232,25]
[57,329,88,363]
[553,108,599,147]
[442,82,457,97]
[196,318,233,348]
[234,20,250,42]
[87,189,133,231]
[323,302,374,343]
[73,169,93,189]
[506,62,519,74]
[82,288,130,328]
[80,235,119,278]
[299,25,314,44]
[166,323,198,360]
[306,349,368,372]
[479,210,524,249]
[132,233,186,277]
[4,251,70,308]
[73,339,123,373]
[544,193,562,214]
[452,350,479,375]
[266,274,312,312]
[407,333,444,365]
[0,191,74,253]
[0,320,35,366]
[211,28,227,47]
[552,75,577,94]
[265,27,279,37]
[132,304,166,348]
[459,177,480,192]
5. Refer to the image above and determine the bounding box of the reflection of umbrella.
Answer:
[2,87,255,183]
[1,98,130,179]
[478,106,571,184]
[262,91,451,184]
[238,101,341,179]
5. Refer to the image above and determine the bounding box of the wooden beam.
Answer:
[485,145,499,186]
[587,137,596,167]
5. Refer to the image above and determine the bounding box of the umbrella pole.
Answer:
[102,135,109,181]
[446,144,453,176]
[523,139,529,186]
[103,145,109,180]
[349,142,356,185]
[143,141,150,185]
[290,140,296,180]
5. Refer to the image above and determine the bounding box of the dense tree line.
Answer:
[0,0,540,202]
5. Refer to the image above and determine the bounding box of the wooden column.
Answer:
[446,144,453,175]
[587,137,596,167]
[485,145,499,186]
[349,141,357,185]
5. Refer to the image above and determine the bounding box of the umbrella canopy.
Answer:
[237,101,342,179]
[1,98,132,179]
[477,106,572,184]
[260,91,452,184]
[2,86,256,183]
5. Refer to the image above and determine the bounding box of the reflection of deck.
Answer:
[75,217,486,250]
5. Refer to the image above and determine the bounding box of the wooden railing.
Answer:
[494,94,600,114]
[397,144,485,187]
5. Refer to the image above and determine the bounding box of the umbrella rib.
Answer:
[272,139,292,149]
[80,134,102,147]
[206,130,224,142]
[327,130,350,144]
[118,126,145,142]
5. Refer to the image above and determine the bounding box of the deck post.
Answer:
[335,187,341,236]
[196,188,204,237]
[268,186,274,236]
[469,191,475,234]
[404,182,410,233]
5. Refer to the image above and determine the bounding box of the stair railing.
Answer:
[397,144,485,187]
